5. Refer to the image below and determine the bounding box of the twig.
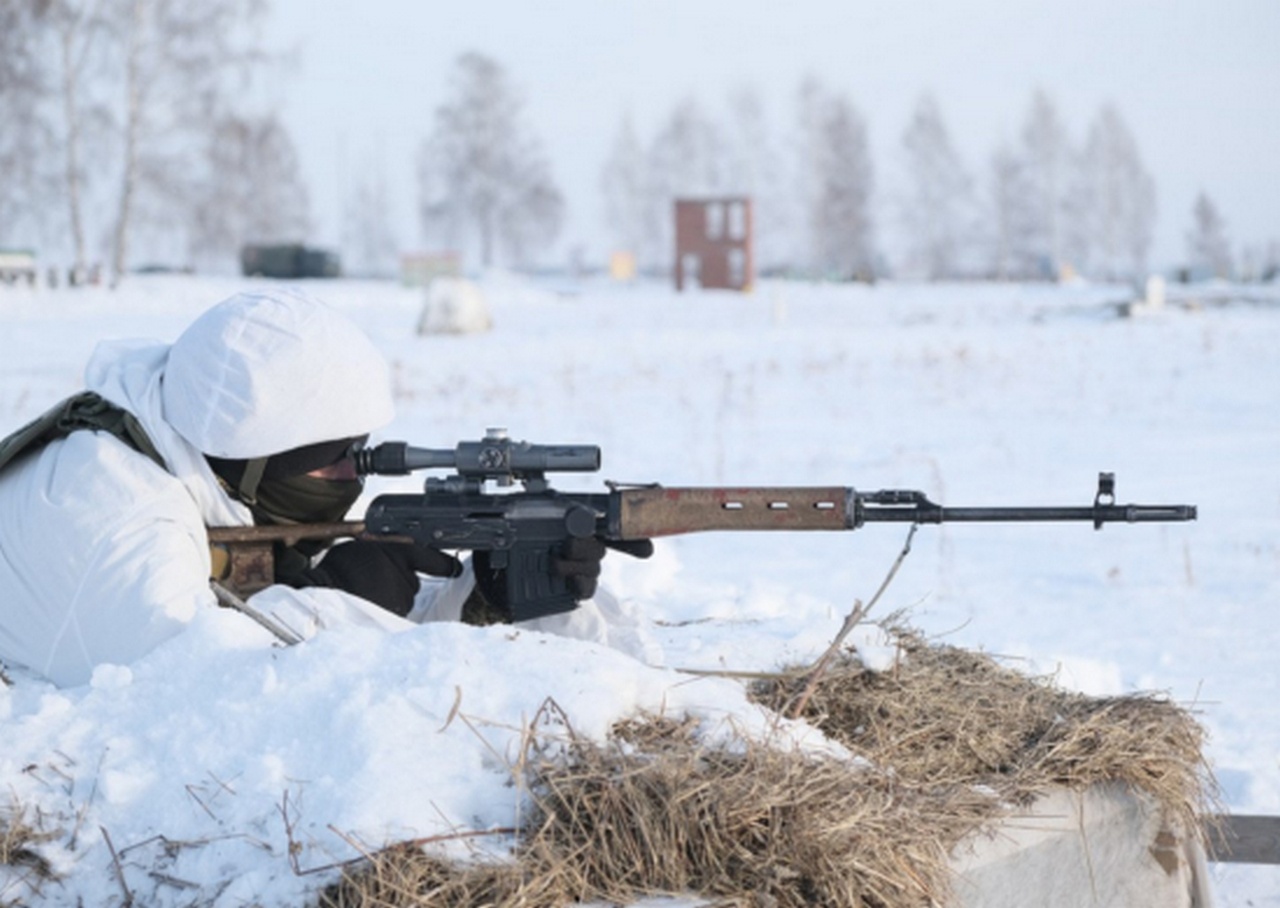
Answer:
[669,525,920,691]
[116,831,271,860]
[278,790,305,875]
[314,825,519,876]
[287,824,518,877]
[438,685,463,732]
[185,783,218,822]
[206,770,239,797]
[99,825,134,906]
[787,524,918,719]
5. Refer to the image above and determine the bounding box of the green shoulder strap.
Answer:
[0,391,166,475]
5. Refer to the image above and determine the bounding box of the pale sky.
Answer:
[265,0,1280,273]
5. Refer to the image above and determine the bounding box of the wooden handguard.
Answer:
[615,486,854,538]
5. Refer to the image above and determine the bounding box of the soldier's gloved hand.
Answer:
[554,536,655,600]
[468,536,655,625]
[302,540,462,617]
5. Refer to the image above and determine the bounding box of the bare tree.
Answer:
[897,93,973,280]
[722,84,788,271]
[417,51,563,269]
[649,97,727,198]
[104,0,269,283]
[795,78,876,279]
[1185,191,1233,279]
[43,0,117,274]
[987,143,1039,280]
[0,0,54,248]
[1,0,274,275]
[646,96,727,269]
[189,112,310,269]
[599,111,657,267]
[1068,105,1157,281]
[342,159,397,278]
[1019,90,1071,278]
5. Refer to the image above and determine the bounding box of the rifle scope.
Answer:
[355,435,601,478]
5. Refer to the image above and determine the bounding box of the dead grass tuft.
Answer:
[519,720,993,908]
[319,626,1214,908]
[318,847,541,908]
[1,801,58,890]
[751,628,1214,835]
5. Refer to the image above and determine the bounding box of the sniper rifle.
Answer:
[207,429,1197,622]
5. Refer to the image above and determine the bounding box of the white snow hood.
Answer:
[160,288,396,458]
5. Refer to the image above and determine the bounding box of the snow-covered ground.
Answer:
[1,274,1276,906]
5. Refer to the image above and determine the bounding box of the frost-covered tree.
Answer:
[0,0,54,248]
[987,143,1039,280]
[897,94,973,280]
[1019,90,1072,278]
[0,0,276,276]
[599,111,656,267]
[601,90,787,273]
[1185,192,1233,279]
[722,84,788,271]
[645,96,727,269]
[45,0,119,274]
[1067,105,1157,281]
[417,52,564,268]
[105,0,270,283]
[342,158,398,278]
[189,112,310,269]
[649,97,726,199]
[795,78,876,279]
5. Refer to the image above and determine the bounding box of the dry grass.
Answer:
[319,626,1214,908]
[322,723,992,908]
[0,801,58,898]
[517,717,995,908]
[752,629,1214,835]
[317,847,537,908]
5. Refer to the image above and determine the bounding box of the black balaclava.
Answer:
[207,436,365,527]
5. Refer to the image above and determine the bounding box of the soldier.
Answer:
[0,288,611,686]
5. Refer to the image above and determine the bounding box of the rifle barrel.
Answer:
[860,504,1198,524]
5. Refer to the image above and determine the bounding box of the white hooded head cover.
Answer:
[162,288,396,458]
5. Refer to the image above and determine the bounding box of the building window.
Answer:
[705,202,725,240]
[728,202,746,240]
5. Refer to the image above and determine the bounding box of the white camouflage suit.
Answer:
[0,289,477,686]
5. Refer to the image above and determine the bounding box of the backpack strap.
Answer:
[0,391,166,475]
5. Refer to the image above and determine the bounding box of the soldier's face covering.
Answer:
[249,472,363,526]
[207,436,367,526]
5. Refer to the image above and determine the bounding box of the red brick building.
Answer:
[674,197,753,292]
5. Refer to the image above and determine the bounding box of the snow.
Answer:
[1,274,1278,905]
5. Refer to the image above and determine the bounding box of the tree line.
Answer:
[412,57,1276,284]
[0,0,310,284]
[602,81,1270,283]
[1,17,1269,284]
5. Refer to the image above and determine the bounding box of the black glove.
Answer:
[298,540,462,617]
[553,536,656,600]
[468,536,654,624]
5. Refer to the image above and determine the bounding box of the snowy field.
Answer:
[1,273,1277,906]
